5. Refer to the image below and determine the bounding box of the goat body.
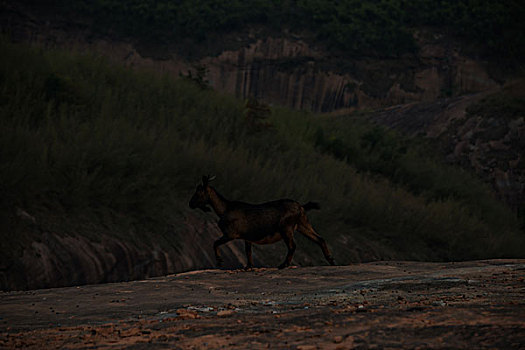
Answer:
[189,176,335,269]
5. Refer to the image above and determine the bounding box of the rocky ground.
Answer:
[370,81,525,213]
[1,260,524,349]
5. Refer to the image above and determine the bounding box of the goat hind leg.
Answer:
[213,236,232,268]
[298,223,336,265]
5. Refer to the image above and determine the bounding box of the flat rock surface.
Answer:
[1,260,524,349]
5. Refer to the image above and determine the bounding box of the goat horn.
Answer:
[208,175,216,181]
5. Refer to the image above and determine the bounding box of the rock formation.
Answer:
[1,3,501,113]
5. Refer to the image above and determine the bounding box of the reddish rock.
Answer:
[1,260,524,349]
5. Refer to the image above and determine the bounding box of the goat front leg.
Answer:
[244,241,254,270]
[278,229,296,269]
[213,236,232,268]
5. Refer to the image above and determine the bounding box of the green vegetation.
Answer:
[1,39,523,266]
[311,116,516,233]
[28,0,525,59]
[467,92,525,121]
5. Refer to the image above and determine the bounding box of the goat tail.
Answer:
[302,201,321,211]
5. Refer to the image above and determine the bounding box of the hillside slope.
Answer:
[1,0,524,291]
[1,39,523,290]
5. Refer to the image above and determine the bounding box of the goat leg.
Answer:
[278,230,296,269]
[213,236,232,268]
[297,222,336,266]
[244,241,254,270]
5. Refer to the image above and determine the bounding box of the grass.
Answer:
[1,38,524,272]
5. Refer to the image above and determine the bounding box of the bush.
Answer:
[19,0,524,59]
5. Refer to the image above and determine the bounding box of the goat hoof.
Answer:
[328,258,336,266]
[244,264,253,271]
[278,263,289,270]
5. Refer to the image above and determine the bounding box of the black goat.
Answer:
[189,175,336,269]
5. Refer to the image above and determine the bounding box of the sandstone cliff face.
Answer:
[201,34,499,112]
[202,37,354,112]
[2,2,501,113]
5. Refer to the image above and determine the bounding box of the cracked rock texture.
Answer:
[1,260,524,349]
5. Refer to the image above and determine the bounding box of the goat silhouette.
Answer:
[189,175,335,269]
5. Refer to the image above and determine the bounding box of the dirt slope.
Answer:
[1,260,524,349]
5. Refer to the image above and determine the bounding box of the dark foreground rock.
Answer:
[1,260,524,349]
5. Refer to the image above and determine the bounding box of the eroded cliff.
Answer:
[2,2,502,113]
